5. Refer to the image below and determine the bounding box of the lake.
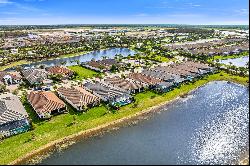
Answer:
[6,48,136,71]
[40,81,249,165]
[219,56,249,67]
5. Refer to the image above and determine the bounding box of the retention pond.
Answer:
[5,48,136,71]
[40,81,249,165]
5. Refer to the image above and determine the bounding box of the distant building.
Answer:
[22,69,49,85]
[83,59,123,72]
[46,66,74,79]
[0,93,30,139]
[0,71,22,85]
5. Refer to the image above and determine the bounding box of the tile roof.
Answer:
[57,86,100,109]
[104,76,143,91]
[47,66,74,77]
[128,73,162,85]
[22,69,48,84]
[0,93,28,125]
[28,91,66,117]
[84,81,130,101]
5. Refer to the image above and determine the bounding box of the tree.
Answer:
[102,56,107,60]
[49,74,63,83]
[60,61,67,66]
[245,62,249,69]
[74,60,80,65]
[110,64,118,73]
[39,64,45,69]
[15,66,23,72]
[239,67,246,76]
[228,62,233,73]
[134,53,141,66]
[0,84,7,93]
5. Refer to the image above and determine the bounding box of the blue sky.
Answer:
[0,0,249,25]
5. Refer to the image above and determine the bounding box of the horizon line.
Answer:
[0,23,249,26]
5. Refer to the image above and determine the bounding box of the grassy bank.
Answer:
[0,71,248,164]
[208,51,249,62]
[0,60,29,71]
[55,51,90,59]
[68,66,99,80]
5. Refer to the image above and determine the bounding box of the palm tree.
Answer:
[245,62,249,69]
[102,56,107,60]
[134,53,141,66]
[74,60,80,65]
[230,65,237,75]
[228,62,233,73]
[234,66,239,75]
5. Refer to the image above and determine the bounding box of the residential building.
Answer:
[0,71,22,85]
[84,81,133,107]
[46,66,74,79]
[22,69,49,85]
[127,73,162,88]
[28,91,66,119]
[57,86,100,111]
[0,93,30,139]
[103,76,143,93]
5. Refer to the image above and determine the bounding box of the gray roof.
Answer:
[84,81,130,101]
[0,93,28,125]
[22,69,48,84]
[156,82,174,88]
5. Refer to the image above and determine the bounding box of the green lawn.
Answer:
[68,66,99,80]
[0,60,29,71]
[0,71,248,164]
[154,56,171,62]
[141,55,171,63]
[55,51,90,59]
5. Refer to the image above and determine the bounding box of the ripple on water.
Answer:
[186,82,249,165]
[39,81,249,165]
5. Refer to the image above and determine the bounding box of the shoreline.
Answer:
[10,95,182,165]
[212,54,249,62]
[1,47,134,71]
[4,76,249,165]
[0,51,91,71]
[0,48,112,71]
[238,151,249,165]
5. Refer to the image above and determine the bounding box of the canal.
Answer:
[40,81,249,165]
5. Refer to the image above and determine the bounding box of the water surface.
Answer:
[6,48,135,71]
[219,56,249,67]
[41,81,249,165]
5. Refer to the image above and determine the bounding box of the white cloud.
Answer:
[186,3,201,8]
[0,0,13,4]
[134,13,150,17]
[235,9,249,16]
